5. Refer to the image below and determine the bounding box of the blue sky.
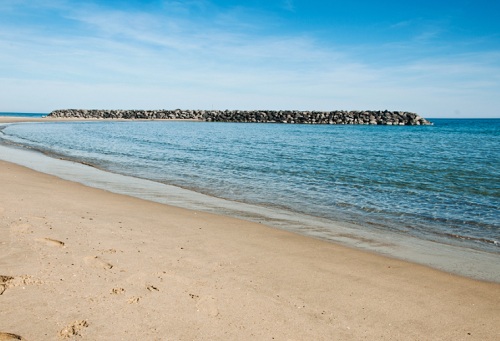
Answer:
[1,0,499,117]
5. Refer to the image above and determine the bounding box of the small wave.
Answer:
[2,119,499,255]
[443,232,500,248]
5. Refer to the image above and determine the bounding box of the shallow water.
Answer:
[1,119,498,254]
[1,118,499,281]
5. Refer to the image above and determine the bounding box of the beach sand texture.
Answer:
[0,139,499,339]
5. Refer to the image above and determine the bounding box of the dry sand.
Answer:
[0,119,499,340]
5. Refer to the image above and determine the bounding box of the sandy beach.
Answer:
[0,119,499,340]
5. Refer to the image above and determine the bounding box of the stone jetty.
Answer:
[48,109,432,125]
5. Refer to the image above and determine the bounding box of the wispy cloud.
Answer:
[390,20,413,29]
[387,17,450,45]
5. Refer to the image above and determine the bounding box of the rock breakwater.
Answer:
[48,109,432,125]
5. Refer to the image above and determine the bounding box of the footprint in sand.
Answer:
[58,320,89,339]
[127,296,140,304]
[83,256,113,270]
[146,285,159,292]
[0,276,14,295]
[0,275,43,295]
[111,287,125,295]
[37,238,65,247]
[0,332,27,340]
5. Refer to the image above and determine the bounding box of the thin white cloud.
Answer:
[390,20,413,29]
[0,1,499,117]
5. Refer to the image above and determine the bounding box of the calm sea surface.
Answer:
[1,118,499,253]
[0,112,46,117]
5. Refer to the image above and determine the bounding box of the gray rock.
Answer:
[47,109,433,125]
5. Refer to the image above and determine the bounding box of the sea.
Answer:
[0,113,499,281]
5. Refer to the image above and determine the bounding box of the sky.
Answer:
[1,0,499,117]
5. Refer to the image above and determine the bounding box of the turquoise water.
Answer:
[0,112,47,117]
[1,119,499,253]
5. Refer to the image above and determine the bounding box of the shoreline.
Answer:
[1,154,499,339]
[1,117,499,339]
[0,117,499,283]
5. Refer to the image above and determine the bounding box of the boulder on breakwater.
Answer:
[48,109,432,125]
